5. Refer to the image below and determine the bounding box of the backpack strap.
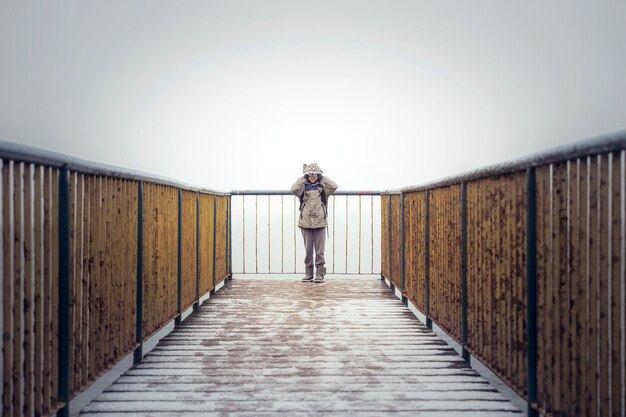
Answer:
[298,185,327,215]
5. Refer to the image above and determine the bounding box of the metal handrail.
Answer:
[386,128,626,194]
[231,192,382,275]
[231,190,382,196]
[0,139,229,195]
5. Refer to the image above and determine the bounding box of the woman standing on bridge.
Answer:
[291,163,338,283]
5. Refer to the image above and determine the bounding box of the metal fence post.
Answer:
[401,192,407,305]
[58,166,70,417]
[425,190,432,329]
[227,195,232,279]
[212,195,217,292]
[194,193,200,310]
[134,181,144,364]
[175,188,182,326]
[460,182,469,361]
[380,194,385,280]
[527,167,538,417]
[388,194,394,292]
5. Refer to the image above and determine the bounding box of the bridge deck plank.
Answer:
[81,278,522,417]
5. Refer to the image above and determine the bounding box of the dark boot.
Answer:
[302,266,314,282]
[314,266,326,283]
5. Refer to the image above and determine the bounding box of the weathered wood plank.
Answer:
[105,382,496,392]
[83,399,520,413]
[81,412,523,417]
[2,161,14,417]
[42,167,53,413]
[140,355,467,364]
[81,279,521,416]
[24,163,34,417]
[95,390,512,402]
[34,165,44,414]
[589,157,600,417]
[115,374,488,384]
[599,152,610,417]
[14,162,24,417]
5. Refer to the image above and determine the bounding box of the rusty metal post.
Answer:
[228,195,232,278]
[527,168,538,417]
[134,181,144,364]
[425,190,432,329]
[57,166,70,417]
[212,194,217,291]
[371,195,374,274]
[460,182,469,361]
[387,193,395,292]
[175,188,182,326]
[194,193,200,310]
[401,192,407,305]
[359,195,362,274]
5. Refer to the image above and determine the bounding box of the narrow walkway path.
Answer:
[81,278,522,417]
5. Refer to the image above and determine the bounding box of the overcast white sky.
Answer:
[1,1,625,192]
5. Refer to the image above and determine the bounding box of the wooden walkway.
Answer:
[80,278,523,417]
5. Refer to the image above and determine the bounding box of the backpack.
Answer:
[299,184,327,213]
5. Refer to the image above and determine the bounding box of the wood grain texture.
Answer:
[465,173,527,398]
[428,185,462,342]
[390,194,402,289]
[199,193,215,294]
[215,195,228,283]
[609,152,622,417]
[534,153,625,416]
[181,190,197,310]
[81,279,522,417]
[13,162,24,417]
[142,183,179,338]
[33,166,43,414]
[2,161,14,417]
[405,192,426,312]
[381,194,390,280]
[403,193,413,302]
[1,163,61,416]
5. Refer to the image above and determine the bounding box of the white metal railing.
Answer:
[230,191,382,275]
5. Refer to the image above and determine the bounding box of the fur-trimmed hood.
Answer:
[303,163,323,175]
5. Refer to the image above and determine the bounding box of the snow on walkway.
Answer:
[81,278,522,417]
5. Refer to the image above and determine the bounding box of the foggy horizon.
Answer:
[1,1,625,191]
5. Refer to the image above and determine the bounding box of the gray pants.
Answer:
[301,227,326,267]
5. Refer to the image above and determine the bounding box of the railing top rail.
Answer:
[388,128,626,194]
[231,190,382,196]
[0,139,230,195]
[5,127,624,197]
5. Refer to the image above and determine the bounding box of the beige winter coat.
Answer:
[290,163,338,229]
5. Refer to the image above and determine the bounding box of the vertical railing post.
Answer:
[379,194,384,280]
[212,195,217,292]
[57,166,70,417]
[227,195,232,279]
[460,182,469,361]
[526,167,538,417]
[401,192,407,305]
[175,189,182,326]
[345,196,348,274]
[371,195,374,275]
[194,193,200,311]
[134,181,144,365]
[388,194,394,292]
[425,190,432,329]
